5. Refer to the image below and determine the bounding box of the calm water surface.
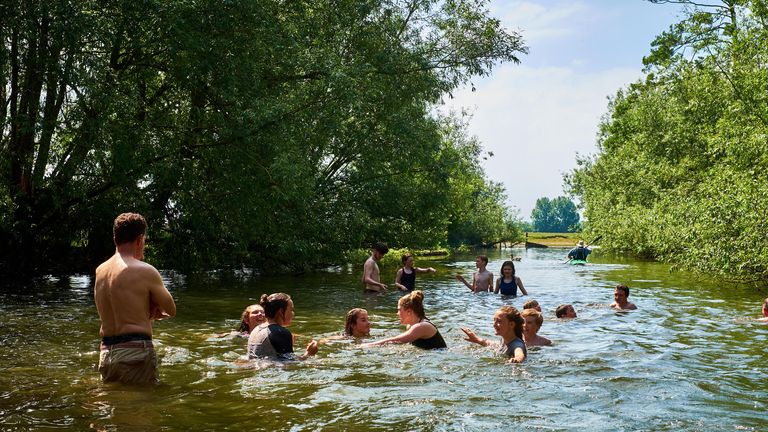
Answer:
[1,249,767,431]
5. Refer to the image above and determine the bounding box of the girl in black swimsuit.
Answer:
[362,290,447,350]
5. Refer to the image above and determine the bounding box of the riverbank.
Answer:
[523,232,581,248]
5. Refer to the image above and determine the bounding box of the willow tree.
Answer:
[1,0,526,276]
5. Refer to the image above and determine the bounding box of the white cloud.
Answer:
[441,63,644,217]
[492,1,590,43]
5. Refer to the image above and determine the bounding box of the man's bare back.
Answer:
[95,253,175,337]
[95,213,176,385]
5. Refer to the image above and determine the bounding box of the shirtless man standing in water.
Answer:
[362,242,389,293]
[456,255,493,293]
[94,213,176,384]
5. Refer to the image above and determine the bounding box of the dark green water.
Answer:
[1,249,767,431]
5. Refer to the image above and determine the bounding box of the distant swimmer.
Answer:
[94,213,176,385]
[456,255,493,293]
[394,253,436,292]
[363,242,389,293]
[363,290,447,350]
[494,260,527,297]
[567,240,591,261]
[461,306,527,363]
[555,304,577,319]
[610,285,637,310]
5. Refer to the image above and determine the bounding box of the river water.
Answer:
[1,248,766,431]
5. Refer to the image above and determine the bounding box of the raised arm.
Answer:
[456,274,474,291]
[461,327,492,347]
[415,267,436,274]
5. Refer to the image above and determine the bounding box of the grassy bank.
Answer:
[525,232,582,247]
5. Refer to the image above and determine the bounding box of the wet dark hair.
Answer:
[555,304,572,318]
[344,308,368,336]
[497,305,524,339]
[401,253,413,265]
[113,213,147,245]
[499,260,516,279]
[259,293,291,318]
[615,284,630,297]
[399,290,426,319]
[373,242,389,254]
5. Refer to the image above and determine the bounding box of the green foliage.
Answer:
[0,0,526,276]
[530,196,580,232]
[568,0,768,281]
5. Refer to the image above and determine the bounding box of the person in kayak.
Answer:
[567,240,591,262]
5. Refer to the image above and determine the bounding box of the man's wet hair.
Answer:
[113,213,147,245]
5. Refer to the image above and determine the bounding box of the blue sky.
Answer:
[441,0,688,220]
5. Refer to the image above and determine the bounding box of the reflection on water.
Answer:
[1,248,767,431]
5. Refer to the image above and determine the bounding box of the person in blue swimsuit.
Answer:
[362,290,447,350]
[494,260,527,296]
[394,253,436,292]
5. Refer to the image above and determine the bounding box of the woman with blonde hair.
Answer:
[461,306,527,363]
[363,290,446,349]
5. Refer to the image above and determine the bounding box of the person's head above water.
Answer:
[494,305,524,340]
[113,212,147,246]
[523,299,541,312]
[238,304,266,333]
[371,242,389,260]
[259,293,294,326]
[398,290,426,323]
[345,308,371,337]
[555,304,577,319]
[499,260,516,279]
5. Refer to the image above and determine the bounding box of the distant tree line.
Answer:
[567,0,768,281]
[0,0,527,277]
[529,196,580,233]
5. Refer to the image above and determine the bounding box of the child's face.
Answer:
[493,312,514,336]
[523,315,539,334]
[502,265,513,275]
[614,289,628,305]
[352,312,371,336]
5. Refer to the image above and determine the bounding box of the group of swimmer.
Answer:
[237,241,640,364]
[93,213,768,385]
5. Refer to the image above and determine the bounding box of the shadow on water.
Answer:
[1,249,767,430]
